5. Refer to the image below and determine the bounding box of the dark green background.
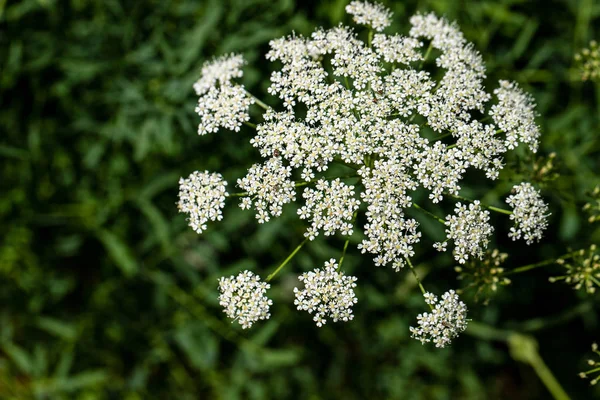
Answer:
[1,0,599,398]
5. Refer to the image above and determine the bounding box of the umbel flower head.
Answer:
[298,178,360,240]
[579,342,600,385]
[218,271,272,329]
[294,259,358,327]
[194,54,254,135]
[410,290,468,348]
[455,249,511,304]
[177,171,228,234]
[182,2,550,332]
[436,201,494,264]
[346,0,392,31]
[506,182,549,244]
[550,245,600,294]
[575,40,600,82]
[189,3,546,268]
[583,185,600,224]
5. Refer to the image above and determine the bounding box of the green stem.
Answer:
[430,132,452,142]
[368,29,373,48]
[332,158,360,171]
[338,238,351,270]
[504,251,577,276]
[466,322,572,400]
[466,321,511,341]
[229,191,249,197]
[412,203,446,224]
[505,258,556,275]
[405,257,428,299]
[487,205,512,215]
[590,275,600,287]
[244,89,270,111]
[244,121,257,129]
[419,42,433,69]
[529,351,571,400]
[447,193,512,215]
[338,210,359,270]
[266,238,308,282]
[517,301,592,332]
[344,76,351,90]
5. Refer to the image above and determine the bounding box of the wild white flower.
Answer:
[218,270,272,329]
[251,109,335,179]
[182,5,549,332]
[194,54,254,135]
[437,201,494,264]
[345,1,392,32]
[413,142,467,203]
[410,290,468,348]
[505,182,549,244]
[298,179,360,240]
[177,171,228,234]
[373,34,423,64]
[491,80,540,153]
[195,85,254,135]
[237,157,296,223]
[193,54,246,95]
[294,259,358,327]
[358,161,421,271]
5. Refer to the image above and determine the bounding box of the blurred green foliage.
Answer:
[1,0,599,398]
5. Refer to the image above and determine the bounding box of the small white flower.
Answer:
[194,54,254,135]
[358,161,421,271]
[345,1,392,32]
[298,178,360,240]
[490,80,540,153]
[410,290,468,348]
[237,157,296,223]
[178,171,228,234]
[195,85,254,135]
[444,201,494,264]
[294,259,358,327]
[506,182,550,244]
[373,34,423,64]
[218,270,272,329]
[193,53,245,96]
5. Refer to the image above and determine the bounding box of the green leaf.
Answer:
[96,229,138,276]
[135,198,171,254]
[2,343,33,374]
[35,317,78,341]
[48,370,109,392]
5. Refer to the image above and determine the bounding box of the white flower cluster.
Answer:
[410,290,468,348]
[194,54,254,135]
[180,3,550,333]
[177,171,228,234]
[293,259,358,327]
[491,80,540,153]
[358,161,421,271]
[298,179,360,240]
[436,201,494,264]
[218,271,272,329]
[237,157,296,223]
[245,6,541,270]
[345,0,392,32]
[505,182,549,244]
